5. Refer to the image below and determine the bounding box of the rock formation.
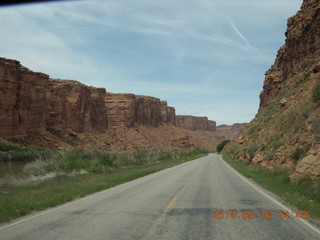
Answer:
[46,79,108,133]
[161,101,176,125]
[105,93,136,129]
[135,95,163,127]
[176,115,216,131]
[224,0,320,179]
[0,57,242,151]
[0,58,48,136]
[216,123,247,140]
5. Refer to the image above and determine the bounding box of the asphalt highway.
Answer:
[1,153,319,239]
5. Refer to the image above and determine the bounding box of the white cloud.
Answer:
[0,0,303,125]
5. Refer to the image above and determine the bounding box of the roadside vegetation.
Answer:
[222,153,320,220]
[216,140,230,153]
[0,145,209,223]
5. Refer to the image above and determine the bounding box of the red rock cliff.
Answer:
[161,101,176,125]
[216,123,247,140]
[259,0,320,110]
[225,0,320,179]
[105,93,136,129]
[0,57,238,152]
[46,79,107,133]
[0,58,48,136]
[176,115,216,131]
[135,95,163,127]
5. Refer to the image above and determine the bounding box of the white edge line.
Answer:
[219,155,320,236]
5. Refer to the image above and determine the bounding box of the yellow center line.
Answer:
[188,176,192,181]
[166,196,178,209]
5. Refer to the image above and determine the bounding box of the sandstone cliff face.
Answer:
[167,107,176,125]
[216,123,246,140]
[0,57,239,152]
[0,58,48,136]
[46,79,107,133]
[105,93,136,129]
[259,0,320,110]
[208,120,216,131]
[176,115,216,131]
[135,95,163,127]
[225,0,320,179]
[105,94,177,129]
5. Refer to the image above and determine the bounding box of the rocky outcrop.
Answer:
[105,93,136,129]
[135,95,163,127]
[176,115,216,131]
[208,120,216,131]
[259,0,320,110]
[46,79,108,133]
[0,56,240,152]
[105,95,177,129]
[0,58,48,136]
[167,107,176,125]
[224,0,320,179]
[161,101,176,125]
[290,151,320,180]
[216,123,247,140]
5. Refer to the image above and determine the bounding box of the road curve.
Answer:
[1,153,319,240]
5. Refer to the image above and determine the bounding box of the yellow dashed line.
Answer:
[166,196,178,209]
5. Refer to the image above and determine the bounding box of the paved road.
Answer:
[1,153,320,240]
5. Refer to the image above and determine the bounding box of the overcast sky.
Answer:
[0,0,302,125]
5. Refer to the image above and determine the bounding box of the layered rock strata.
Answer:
[46,79,108,133]
[0,58,48,136]
[176,115,216,131]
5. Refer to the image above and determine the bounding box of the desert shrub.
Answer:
[0,144,51,162]
[311,80,320,104]
[310,117,320,133]
[216,140,230,153]
[99,153,116,167]
[309,179,320,201]
[23,159,48,176]
[60,148,89,172]
[0,143,22,152]
[314,135,320,143]
[263,152,274,161]
[292,144,310,162]
[132,148,149,165]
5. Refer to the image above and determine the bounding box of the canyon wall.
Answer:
[0,57,237,151]
[105,94,177,129]
[0,58,48,136]
[105,93,136,129]
[216,123,247,140]
[224,0,320,179]
[46,79,108,133]
[176,115,216,131]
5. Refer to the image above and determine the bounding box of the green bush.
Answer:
[292,144,310,162]
[99,153,114,167]
[216,140,230,153]
[60,148,89,172]
[0,143,22,152]
[133,148,148,165]
[311,81,320,104]
[0,143,51,162]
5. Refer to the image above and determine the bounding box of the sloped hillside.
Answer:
[224,0,320,179]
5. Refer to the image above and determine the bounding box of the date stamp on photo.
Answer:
[211,210,309,220]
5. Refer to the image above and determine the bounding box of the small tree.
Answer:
[216,140,231,153]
